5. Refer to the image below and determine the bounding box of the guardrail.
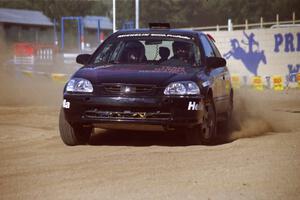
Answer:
[183,13,300,31]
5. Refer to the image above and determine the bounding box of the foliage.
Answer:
[0,0,299,28]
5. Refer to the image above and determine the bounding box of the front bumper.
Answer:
[62,94,205,131]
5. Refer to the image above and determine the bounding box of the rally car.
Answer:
[59,24,233,146]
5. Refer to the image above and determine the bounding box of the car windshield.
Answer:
[92,35,202,67]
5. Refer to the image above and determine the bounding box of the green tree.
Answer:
[0,0,299,28]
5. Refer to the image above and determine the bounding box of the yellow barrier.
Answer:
[251,76,263,91]
[272,75,284,91]
[231,74,240,89]
[21,70,33,77]
[51,73,68,83]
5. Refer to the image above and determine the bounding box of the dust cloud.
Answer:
[0,31,61,106]
[0,33,80,107]
[0,70,64,106]
[0,50,77,106]
[227,89,300,141]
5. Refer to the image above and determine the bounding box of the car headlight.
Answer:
[164,81,200,95]
[66,78,93,93]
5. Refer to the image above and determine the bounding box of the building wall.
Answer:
[0,22,12,62]
[206,27,300,82]
[3,23,54,44]
[0,23,4,38]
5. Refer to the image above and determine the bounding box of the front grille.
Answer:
[103,85,121,94]
[84,109,171,120]
[101,84,155,95]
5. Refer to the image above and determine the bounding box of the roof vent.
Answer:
[149,23,170,29]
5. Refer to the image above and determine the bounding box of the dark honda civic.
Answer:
[59,25,233,146]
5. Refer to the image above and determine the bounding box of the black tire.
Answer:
[185,97,217,145]
[59,108,92,146]
[217,90,234,143]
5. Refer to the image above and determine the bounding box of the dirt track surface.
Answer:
[0,72,300,199]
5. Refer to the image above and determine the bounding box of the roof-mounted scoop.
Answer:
[149,23,170,29]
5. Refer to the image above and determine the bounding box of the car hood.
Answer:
[73,64,200,86]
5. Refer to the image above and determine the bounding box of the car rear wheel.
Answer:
[59,108,92,146]
[185,97,217,145]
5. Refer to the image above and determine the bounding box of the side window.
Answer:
[208,39,222,58]
[199,35,215,57]
[193,44,201,66]
[94,42,116,64]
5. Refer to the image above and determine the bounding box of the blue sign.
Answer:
[287,64,300,82]
[224,31,267,76]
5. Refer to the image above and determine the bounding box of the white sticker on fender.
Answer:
[202,81,210,87]
[188,101,202,111]
[63,99,70,109]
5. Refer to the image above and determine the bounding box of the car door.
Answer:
[208,38,231,111]
[199,34,224,114]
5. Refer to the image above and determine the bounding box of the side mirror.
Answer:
[76,54,91,65]
[206,57,226,69]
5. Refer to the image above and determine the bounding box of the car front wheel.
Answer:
[185,97,217,145]
[59,108,92,146]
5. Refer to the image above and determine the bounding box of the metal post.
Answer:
[61,16,85,52]
[77,18,81,51]
[292,12,295,24]
[276,14,279,25]
[245,19,248,30]
[97,19,101,43]
[113,0,116,32]
[53,19,58,46]
[61,18,64,50]
[35,28,38,44]
[216,24,219,31]
[82,18,85,48]
[135,0,139,29]
[228,19,232,31]
[260,17,263,29]
[80,17,84,52]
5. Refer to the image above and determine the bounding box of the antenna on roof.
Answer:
[149,23,170,29]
